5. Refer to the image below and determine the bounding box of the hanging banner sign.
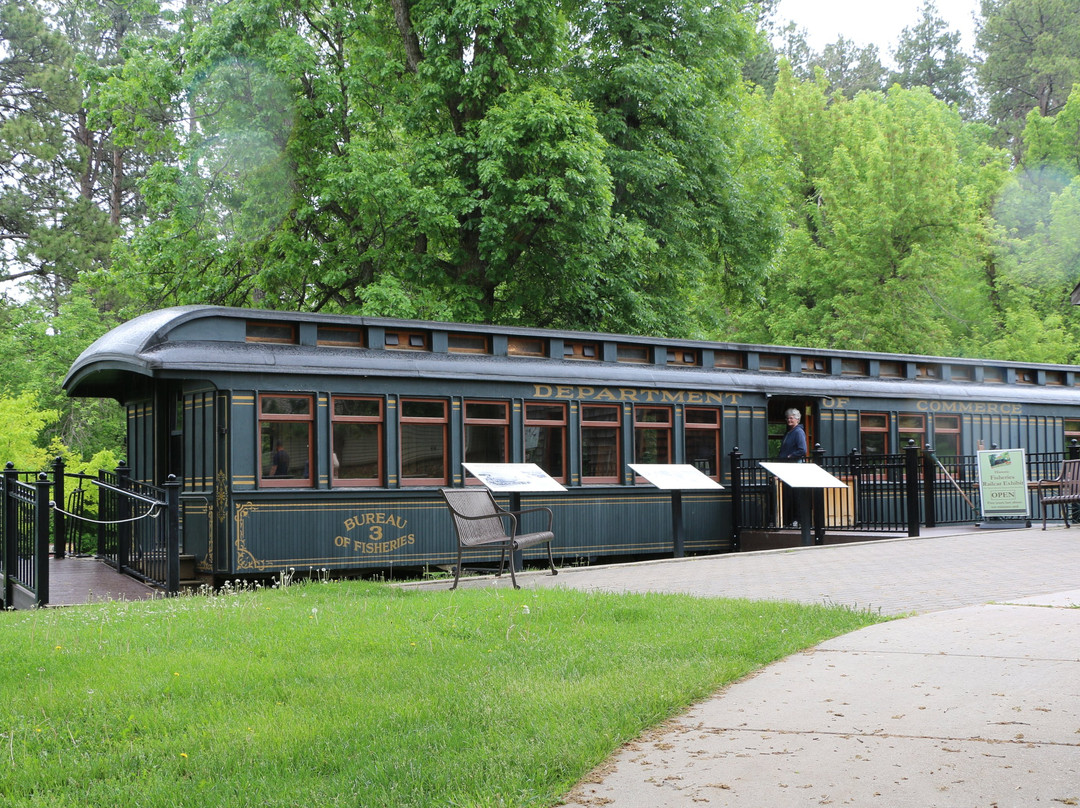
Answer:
[976,449,1030,517]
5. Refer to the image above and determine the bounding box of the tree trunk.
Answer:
[390,0,422,73]
[111,148,123,226]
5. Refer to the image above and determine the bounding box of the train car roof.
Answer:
[64,305,1080,405]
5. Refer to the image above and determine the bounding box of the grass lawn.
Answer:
[1,579,884,807]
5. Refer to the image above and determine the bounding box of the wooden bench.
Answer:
[1037,458,1080,530]
[440,488,558,589]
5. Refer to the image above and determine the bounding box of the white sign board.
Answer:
[462,463,567,492]
[976,449,1030,517]
[628,464,724,491]
[759,462,848,489]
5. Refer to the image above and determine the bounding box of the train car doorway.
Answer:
[768,398,815,459]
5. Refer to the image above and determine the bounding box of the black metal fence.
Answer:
[1,459,180,609]
[95,464,180,594]
[731,443,1077,546]
[730,445,921,545]
[1,465,51,609]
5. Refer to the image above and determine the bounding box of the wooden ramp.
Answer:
[46,556,162,606]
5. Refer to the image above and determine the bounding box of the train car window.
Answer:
[259,394,313,487]
[801,357,827,374]
[1016,369,1037,384]
[617,344,651,364]
[685,408,720,479]
[859,413,889,455]
[400,399,448,485]
[934,415,961,457]
[634,406,672,466]
[581,404,621,483]
[448,334,490,354]
[714,351,745,369]
[246,321,297,344]
[317,326,364,348]
[758,353,787,372]
[1046,371,1065,386]
[1065,419,1080,446]
[524,403,567,482]
[878,361,903,378]
[331,397,382,486]
[983,367,1005,383]
[916,364,941,380]
[508,336,547,357]
[565,341,599,360]
[898,414,926,450]
[667,349,698,366]
[950,365,974,382]
[464,401,509,464]
[841,359,868,376]
[384,330,429,351]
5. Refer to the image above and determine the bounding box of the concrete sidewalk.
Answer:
[408,526,1080,806]
[562,589,1080,807]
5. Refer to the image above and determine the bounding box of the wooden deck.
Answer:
[46,555,163,606]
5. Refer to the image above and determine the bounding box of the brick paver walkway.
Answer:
[510,526,1080,615]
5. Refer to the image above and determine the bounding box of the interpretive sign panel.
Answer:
[461,463,567,492]
[759,462,848,489]
[976,449,1029,517]
[628,464,724,491]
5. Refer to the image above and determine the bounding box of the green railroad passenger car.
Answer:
[63,306,1080,582]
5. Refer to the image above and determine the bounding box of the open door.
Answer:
[768,398,815,459]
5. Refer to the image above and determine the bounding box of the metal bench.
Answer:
[440,487,558,589]
[1038,458,1080,530]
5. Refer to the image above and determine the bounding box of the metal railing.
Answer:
[96,464,180,594]
[728,443,1080,545]
[730,445,919,546]
[1,465,51,609]
[1,459,180,609]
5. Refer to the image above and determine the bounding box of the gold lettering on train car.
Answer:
[532,383,739,406]
[917,400,1022,415]
[342,513,409,533]
[355,534,416,554]
[337,512,416,555]
[821,397,849,409]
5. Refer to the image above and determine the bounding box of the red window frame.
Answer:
[259,394,313,488]
[331,397,383,487]
[400,398,448,486]
[524,402,567,482]
[581,404,621,484]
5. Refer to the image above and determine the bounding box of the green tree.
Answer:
[565,0,785,331]
[0,0,112,305]
[891,0,975,115]
[976,0,1080,151]
[91,0,783,335]
[0,391,60,470]
[816,37,887,98]
[975,85,1080,362]
[0,296,124,456]
[733,68,1001,355]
